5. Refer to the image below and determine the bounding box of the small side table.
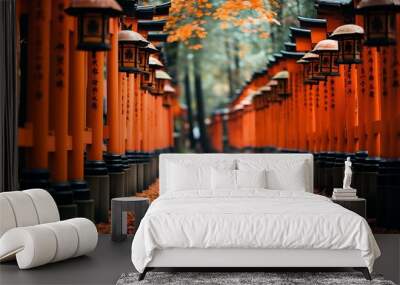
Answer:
[111,197,150,241]
[331,197,366,218]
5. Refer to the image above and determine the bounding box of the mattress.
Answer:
[131,189,380,273]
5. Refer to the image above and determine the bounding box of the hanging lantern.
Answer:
[118,30,149,73]
[312,39,340,76]
[356,0,399,46]
[267,80,281,103]
[142,56,163,90]
[65,0,122,51]
[154,69,172,95]
[252,93,262,110]
[272,71,290,98]
[302,52,327,81]
[297,58,318,85]
[260,86,271,108]
[138,43,158,74]
[330,24,364,65]
[163,84,176,107]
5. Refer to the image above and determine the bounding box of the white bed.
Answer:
[131,154,380,280]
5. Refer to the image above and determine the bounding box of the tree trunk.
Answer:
[233,39,240,92]
[225,40,234,99]
[183,64,196,149]
[192,53,210,152]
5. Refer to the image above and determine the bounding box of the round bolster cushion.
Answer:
[0,218,97,269]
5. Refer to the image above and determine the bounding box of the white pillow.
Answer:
[211,168,237,190]
[236,169,267,189]
[237,159,307,191]
[167,162,211,191]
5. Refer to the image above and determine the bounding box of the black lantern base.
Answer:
[320,71,340,76]
[119,66,142,74]
[337,59,362,65]
[77,42,111,52]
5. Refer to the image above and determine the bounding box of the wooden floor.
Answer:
[0,234,399,285]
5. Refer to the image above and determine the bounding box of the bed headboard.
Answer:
[159,153,314,195]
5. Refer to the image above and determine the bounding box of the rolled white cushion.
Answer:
[64,218,98,257]
[1,191,39,227]
[0,226,57,269]
[42,221,79,262]
[0,218,97,269]
[23,189,60,223]
[0,196,17,237]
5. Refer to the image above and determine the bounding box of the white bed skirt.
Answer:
[148,248,366,268]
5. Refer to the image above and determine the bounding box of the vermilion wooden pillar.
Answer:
[51,0,70,184]
[27,0,51,170]
[87,52,105,162]
[69,20,86,181]
[107,19,122,157]
[126,74,135,152]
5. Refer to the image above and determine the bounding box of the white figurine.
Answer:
[343,157,353,189]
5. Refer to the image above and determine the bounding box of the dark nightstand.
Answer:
[331,197,366,218]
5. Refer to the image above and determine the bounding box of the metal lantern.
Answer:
[297,58,317,85]
[313,39,340,76]
[357,0,399,46]
[267,80,280,103]
[252,93,263,110]
[260,86,271,108]
[330,24,364,64]
[272,71,290,98]
[154,69,172,95]
[138,43,158,74]
[302,52,326,82]
[118,30,149,73]
[142,56,163,90]
[163,84,176,107]
[65,0,122,51]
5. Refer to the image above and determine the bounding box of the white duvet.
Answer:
[131,190,380,273]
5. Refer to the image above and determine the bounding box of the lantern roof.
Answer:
[267,80,278,86]
[357,0,400,11]
[142,42,159,53]
[65,0,123,15]
[138,19,167,31]
[118,30,149,46]
[281,50,305,59]
[298,16,327,28]
[135,2,171,19]
[149,56,164,68]
[289,27,311,37]
[296,58,309,64]
[302,52,319,61]
[284,42,296,51]
[273,71,289,80]
[313,39,339,52]
[164,83,176,94]
[330,24,364,38]
[233,103,244,111]
[273,53,283,58]
[260,85,272,92]
[315,0,352,8]
[147,32,168,42]
[156,70,172,80]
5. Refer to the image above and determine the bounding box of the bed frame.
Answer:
[139,154,371,281]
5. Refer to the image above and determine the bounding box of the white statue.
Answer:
[343,157,353,189]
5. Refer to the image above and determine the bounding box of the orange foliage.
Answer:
[165,0,279,48]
